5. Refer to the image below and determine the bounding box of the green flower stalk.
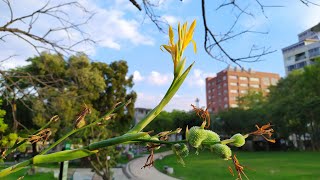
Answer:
[128,20,197,134]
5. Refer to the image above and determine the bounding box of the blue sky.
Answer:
[1,0,320,111]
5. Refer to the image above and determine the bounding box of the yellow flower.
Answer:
[161,20,197,77]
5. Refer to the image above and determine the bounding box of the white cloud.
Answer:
[162,15,180,25]
[186,69,215,90]
[148,71,173,86]
[133,70,144,82]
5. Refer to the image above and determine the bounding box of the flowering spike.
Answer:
[160,20,197,78]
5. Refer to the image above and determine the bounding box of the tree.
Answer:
[237,90,266,110]
[0,99,26,162]
[266,59,320,150]
[216,108,267,136]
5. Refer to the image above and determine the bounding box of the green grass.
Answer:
[155,151,320,180]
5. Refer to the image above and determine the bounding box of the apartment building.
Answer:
[282,23,320,75]
[205,67,280,113]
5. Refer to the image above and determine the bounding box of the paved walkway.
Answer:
[125,151,178,180]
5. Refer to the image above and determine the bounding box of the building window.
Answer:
[262,77,270,85]
[230,104,238,108]
[218,92,221,96]
[230,90,238,93]
[239,76,248,81]
[229,75,237,80]
[224,104,228,108]
[250,77,259,82]
[218,85,221,89]
[211,82,215,86]
[223,76,227,80]
[223,83,227,87]
[250,84,259,88]
[230,82,237,86]
[308,47,320,58]
[286,56,294,61]
[230,96,237,101]
[240,83,248,87]
[296,61,307,69]
[208,89,211,93]
[240,90,247,94]
[208,96,211,100]
[224,97,228,101]
[212,88,215,92]
[287,65,295,72]
[223,90,228,94]
[295,52,306,61]
[271,78,278,85]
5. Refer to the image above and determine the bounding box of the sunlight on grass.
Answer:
[155,151,320,180]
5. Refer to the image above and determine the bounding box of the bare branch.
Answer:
[0,1,95,57]
[130,0,142,11]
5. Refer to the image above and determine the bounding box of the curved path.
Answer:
[125,151,178,180]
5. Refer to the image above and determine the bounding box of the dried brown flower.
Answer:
[191,104,210,128]
[28,128,51,144]
[229,154,249,180]
[74,104,91,129]
[248,123,276,143]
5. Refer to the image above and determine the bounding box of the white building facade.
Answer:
[282,23,320,75]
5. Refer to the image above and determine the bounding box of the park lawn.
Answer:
[155,151,320,180]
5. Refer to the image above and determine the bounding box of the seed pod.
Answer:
[202,130,220,144]
[230,133,246,147]
[173,143,189,157]
[188,126,207,148]
[212,144,232,160]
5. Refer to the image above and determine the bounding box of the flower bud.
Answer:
[230,133,246,147]
[202,130,220,144]
[188,126,207,148]
[212,144,232,160]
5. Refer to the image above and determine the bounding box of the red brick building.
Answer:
[206,66,280,113]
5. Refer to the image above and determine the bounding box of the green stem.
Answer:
[0,160,31,178]
[0,132,147,177]
[220,139,235,145]
[133,139,187,145]
[40,123,97,155]
[128,63,194,133]
[86,132,147,150]
[40,101,128,155]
